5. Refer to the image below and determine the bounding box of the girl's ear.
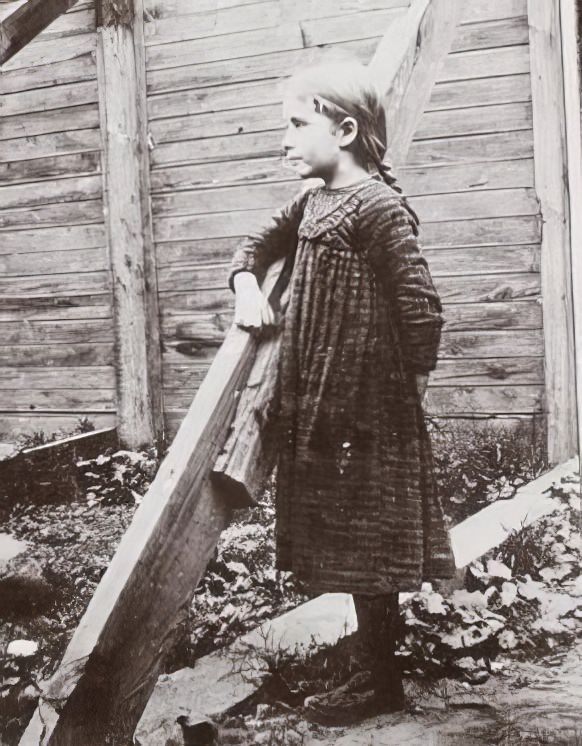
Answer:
[337,117,359,148]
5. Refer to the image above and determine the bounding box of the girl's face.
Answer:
[281,94,343,182]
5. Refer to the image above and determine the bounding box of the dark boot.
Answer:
[303,594,405,726]
[353,592,405,711]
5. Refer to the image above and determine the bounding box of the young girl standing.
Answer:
[228,61,455,724]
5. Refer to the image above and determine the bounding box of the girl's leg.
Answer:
[353,592,405,709]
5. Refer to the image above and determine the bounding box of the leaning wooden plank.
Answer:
[18,259,286,746]
[0,0,80,65]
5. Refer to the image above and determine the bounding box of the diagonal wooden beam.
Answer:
[18,260,288,746]
[369,0,461,165]
[0,0,79,66]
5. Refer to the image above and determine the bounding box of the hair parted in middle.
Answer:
[283,59,419,231]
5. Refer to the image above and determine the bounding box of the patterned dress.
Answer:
[229,175,455,595]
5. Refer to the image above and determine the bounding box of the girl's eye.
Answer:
[292,120,307,128]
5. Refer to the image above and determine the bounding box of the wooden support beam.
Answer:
[369,0,462,165]
[19,262,286,746]
[528,0,578,464]
[0,0,79,65]
[96,0,163,448]
[559,0,582,468]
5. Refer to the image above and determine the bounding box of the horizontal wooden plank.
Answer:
[427,73,531,111]
[300,7,404,46]
[401,158,535,194]
[0,413,116,439]
[422,216,540,248]
[146,37,378,94]
[415,102,532,140]
[432,356,543,386]
[440,44,529,83]
[0,128,101,161]
[0,199,103,230]
[0,151,101,184]
[0,224,105,254]
[443,300,541,330]
[144,1,282,47]
[149,103,282,145]
[451,16,529,53]
[0,103,99,141]
[147,78,281,121]
[439,329,542,358]
[146,24,305,70]
[150,130,284,168]
[1,31,96,71]
[0,388,115,411]
[0,343,113,367]
[412,188,538,222]
[0,246,107,276]
[0,53,96,95]
[0,174,102,209]
[0,365,115,389]
[0,271,109,297]
[0,297,111,322]
[0,80,98,118]
[407,130,533,166]
[150,156,285,191]
[425,384,543,415]
[0,318,113,344]
[460,0,526,25]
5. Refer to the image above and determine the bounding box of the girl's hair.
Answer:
[284,60,419,230]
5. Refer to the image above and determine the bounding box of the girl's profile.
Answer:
[230,59,457,725]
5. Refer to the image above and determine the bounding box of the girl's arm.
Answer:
[362,194,444,375]
[228,188,311,292]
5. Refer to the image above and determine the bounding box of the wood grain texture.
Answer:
[528,0,577,463]
[0,413,115,439]
[0,151,100,184]
[96,0,162,447]
[0,23,94,71]
[560,0,582,464]
[0,52,96,94]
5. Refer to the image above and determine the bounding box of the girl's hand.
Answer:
[415,373,429,403]
[233,272,276,330]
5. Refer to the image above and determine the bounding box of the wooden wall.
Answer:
[143,0,543,439]
[0,0,116,439]
[0,0,547,443]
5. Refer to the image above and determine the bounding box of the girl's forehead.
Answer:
[282,93,318,119]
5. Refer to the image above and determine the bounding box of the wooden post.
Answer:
[96,0,163,449]
[18,264,286,746]
[559,0,582,469]
[528,0,578,464]
[0,0,79,65]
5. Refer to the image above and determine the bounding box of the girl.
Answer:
[228,61,455,724]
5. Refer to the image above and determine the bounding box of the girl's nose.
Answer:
[282,124,295,151]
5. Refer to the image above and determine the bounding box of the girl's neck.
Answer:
[323,162,371,190]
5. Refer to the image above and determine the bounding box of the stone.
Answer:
[6,640,38,658]
[0,554,53,618]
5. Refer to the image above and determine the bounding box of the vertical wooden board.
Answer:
[528,0,577,463]
[97,0,163,448]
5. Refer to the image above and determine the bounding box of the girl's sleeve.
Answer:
[361,194,444,374]
[228,188,311,292]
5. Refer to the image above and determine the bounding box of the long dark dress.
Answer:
[229,176,456,595]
